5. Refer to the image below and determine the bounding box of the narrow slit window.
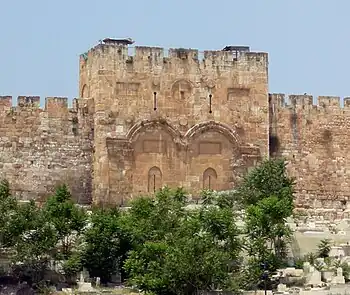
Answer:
[209,94,212,113]
[153,92,157,111]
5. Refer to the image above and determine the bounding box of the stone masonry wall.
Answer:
[4,41,350,210]
[79,43,269,205]
[0,95,94,203]
[269,94,350,210]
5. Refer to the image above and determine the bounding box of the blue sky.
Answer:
[1,0,349,104]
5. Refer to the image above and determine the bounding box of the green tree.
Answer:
[0,179,19,248]
[13,200,57,262]
[200,189,237,209]
[81,207,131,283]
[120,187,187,247]
[236,159,295,289]
[10,200,57,285]
[123,187,242,295]
[0,183,87,284]
[0,180,56,284]
[42,185,87,260]
[304,252,317,266]
[236,158,295,207]
[317,239,331,259]
[62,251,82,282]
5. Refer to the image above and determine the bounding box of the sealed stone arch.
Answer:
[126,119,183,143]
[185,121,241,194]
[184,120,240,146]
[126,119,184,194]
[203,168,217,190]
[148,166,162,192]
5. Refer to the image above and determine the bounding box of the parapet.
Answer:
[45,97,69,117]
[0,96,94,117]
[269,93,350,113]
[80,40,268,73]
[0,96,12,110]
[18,96,40,108]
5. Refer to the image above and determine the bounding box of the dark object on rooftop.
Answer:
[222,46,250,52]
[102,38,134,45]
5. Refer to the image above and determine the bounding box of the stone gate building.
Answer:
[0,38,349,209]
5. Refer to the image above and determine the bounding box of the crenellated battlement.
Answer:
[0,96,95,128]
[269,93,350,112]
[80,41,268,72]
[17,96,40,108]
[0,95,94,203]
[0,96,93,114]
[269,92,350,209]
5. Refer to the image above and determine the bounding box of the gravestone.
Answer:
[77,271,95,292]
[305,268,322,287]
[321,270,333,283]
[336,220,349,232]
[81,268,90,281]
[96,277,100,287]
[303,262,311,275]
[331,267,345,284]
[277,283,287,294]
[329,246,345,258]
[342,244,350,256]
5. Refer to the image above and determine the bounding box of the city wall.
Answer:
[5,40,350,211]
[0,95,94,203]
[269,94,350,210]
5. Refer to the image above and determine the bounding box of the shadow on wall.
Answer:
[269,135,280,156]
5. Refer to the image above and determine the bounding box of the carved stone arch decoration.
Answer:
[126,119,183,144]
[201,77,216,90]
[148,166,162,193]
[203,168,218,190]
[81,84,88,98]
[171,79,193,101]
[152,78,161,88]
[184,121,240,146]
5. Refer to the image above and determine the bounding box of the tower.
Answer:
[79,38,269,205]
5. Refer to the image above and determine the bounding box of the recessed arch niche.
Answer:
[186,121,240,193]
[171,79,193,100]
[81,84,88,98]
[127,119,182,194]
[148,166,162,192]
[203,168,218,190]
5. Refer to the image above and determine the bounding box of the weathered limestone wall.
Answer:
[80,43,269,205]
[0,96,94,203]
[269,94,350,210]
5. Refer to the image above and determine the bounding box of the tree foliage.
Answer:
[0,158,297,294]
[13,200,57,263]
[236,158,295,289]
[317,239,331,259]
[0,179,18,248]
[81,207,131,283]
[236,158,295,207]
[0,185,88,284]
[123,187,242,295]
[42,185,87,260]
